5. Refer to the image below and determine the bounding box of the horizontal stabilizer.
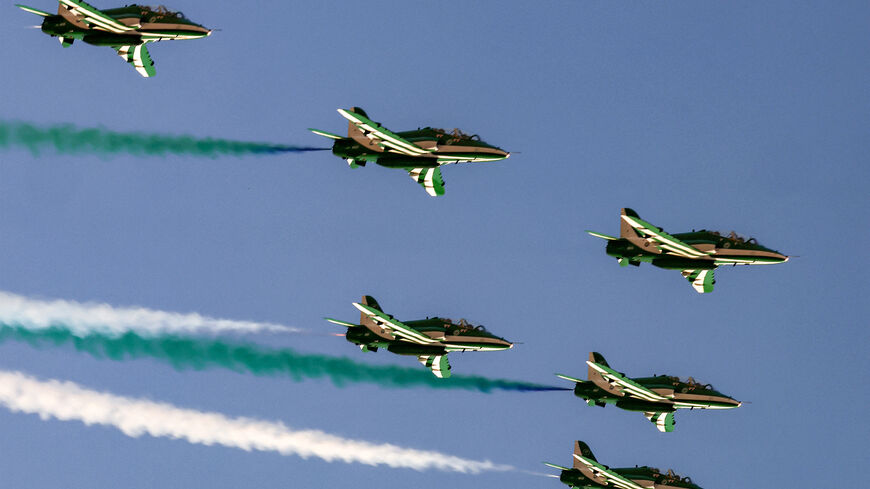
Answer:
[324,317,357,328]
[556,373,584,383]
[544,462,570,470]
[16,4,52,16]
[586,230,617,241]
[308,128,343,140]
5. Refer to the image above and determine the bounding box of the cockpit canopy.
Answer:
[649,468,693,484]
[663,469,693,484]
[138,5,187,20]
[446,318,488,333]
[705,230,762,246]
[422,127,486,145]
[667,376,715,392]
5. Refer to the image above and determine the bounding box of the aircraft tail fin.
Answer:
[589,352,609,367]
[345,107,369,137]
[342,107,383,152]
[620,208,640,238]
[573,441,597,466]
[587,352,610,385]
[359,295,382,329]
[16,4,51,16]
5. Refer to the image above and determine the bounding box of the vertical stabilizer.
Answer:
[57,2,89,28]
[359,295,382,330]
[589,352,609,367]
[588,352,621,394]
[347,107,369,136]
[573,441,597,467]
[346,107,382,152]
[620,208,639,238]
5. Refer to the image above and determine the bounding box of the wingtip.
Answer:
[586,230,617,240]
[16,3,51,16]
[555,373,582,383]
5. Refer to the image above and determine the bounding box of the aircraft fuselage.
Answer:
[38,6,209,46]
[345,317,512,356]
[559,467,703,489]
[605,230,788,269]
[330,131,509,169]
[573,375,740,411]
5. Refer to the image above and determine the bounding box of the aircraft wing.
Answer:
[115,44,156,77]
[352,302,439,345]
[409,167,445,196]
[586,361,669,403]
[586,230,617,240]
[337,108,434,157]
[621,213,710,259]
[418,354,450,378]
[573,454,645,489]
[644,411,676,432]
[324,317,357,328]
[16,4,52,16]
[556,373,585,383]
[681,269,715,293]
[59,0,135,34]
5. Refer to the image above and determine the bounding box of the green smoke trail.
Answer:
[0,121,328,157]
[0,324,568,393]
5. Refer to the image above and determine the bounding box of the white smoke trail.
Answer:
[0,370,513,473]
[0,291,299,336]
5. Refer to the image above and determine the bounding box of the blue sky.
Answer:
[0,1,868,487]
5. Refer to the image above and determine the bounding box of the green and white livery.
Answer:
[326,295,513,378]
[557,352,741,432]
[545,440,705,489]
[587,208,789,293]
[17,0,211,77]
[309,107,510,196]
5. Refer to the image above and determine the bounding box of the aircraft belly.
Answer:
[386,343,446,356]
[614,398,675,413]
[374,157,438,169]
[651,257,716,270]
[82,32,142,46]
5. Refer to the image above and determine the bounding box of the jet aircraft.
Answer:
[17,0,210,77]
[557,352,740,432]
[309,107,510,196]
[545,440,703,489]
[325,295,512,378]
[587,208,788,293]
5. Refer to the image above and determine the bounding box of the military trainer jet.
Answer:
[309,107,510,196]
[17,0,210,77]
[545,440,703,489]
[587,208,788,293]
[325,295,512,378]
[557,353,740,432]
